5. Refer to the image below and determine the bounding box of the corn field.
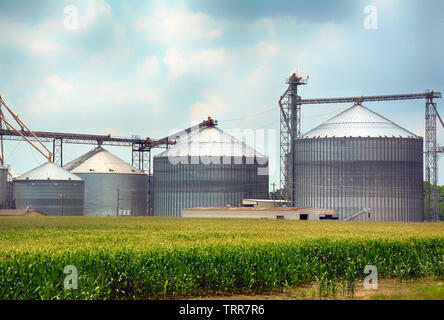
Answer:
[0,217,443,299]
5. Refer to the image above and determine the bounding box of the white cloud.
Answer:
[189,91,228,122]
[135,88,163,105]
[140,56,161,77]
[44,75,74,93]
[163,48,188,79]
[162,47,233,80]
[0,19,65,56]
[249,42,280,59]
[80,0,113,30]
[134,4,222,44]
[189,49,232,68]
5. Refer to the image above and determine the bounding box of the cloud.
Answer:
[44,75,74,93]
[248,42,280,59]
[80,0,112,30]
[189,48,232,68]
[0,19,65,56]
[134,3,222,44]
[163,48,188,79]
[140,55,161,78]
[189,91,228,122]
[163,47,233,81]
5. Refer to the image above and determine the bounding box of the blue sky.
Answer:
[0,0,443,188]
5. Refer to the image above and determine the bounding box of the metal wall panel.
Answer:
[294,137,423,221]
[77,173,147,216]
[153,156,269,216]
[13,180,85,215]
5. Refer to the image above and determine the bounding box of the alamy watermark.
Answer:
[64,5,78,30]
[363,5,378,30]
[63,265,78,290]
[165,126,277,177]
[364,265,378,290]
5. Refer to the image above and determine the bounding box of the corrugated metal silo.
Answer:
[64,147,148,216]
[13,162,85,215]
[294,103,423,221]
[153,126,269,216]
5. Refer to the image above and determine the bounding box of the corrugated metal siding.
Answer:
[293,137,423,221]
[153,156,269,217]
[13,180,85,216]
[78,173,148,216]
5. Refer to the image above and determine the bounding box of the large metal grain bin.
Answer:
[153,126,269,216]
[13,162,84,215]
[0,166,7,209]
[64,147,147,216]
[293,103,423,221]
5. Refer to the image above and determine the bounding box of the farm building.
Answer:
[182,207,337,220]
[0,209,47,216]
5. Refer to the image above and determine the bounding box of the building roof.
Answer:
[185,206,309,211]
[63,146,145,175]
[0,209,47,216]
[15,162,82,181]
[243,199,290,203]
[303,104,419,139]
[155,126,268,158]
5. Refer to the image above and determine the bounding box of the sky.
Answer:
[0,0,443,189]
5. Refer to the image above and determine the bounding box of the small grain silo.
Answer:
[13,162,84,215]
[153,126,269,216]
[294,103,423,221]
[63,147,147,216]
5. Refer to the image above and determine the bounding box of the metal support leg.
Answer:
[425,98,438,222]
[52,138,63,166]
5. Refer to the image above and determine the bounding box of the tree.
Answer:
[424,182,444,221]
[269,188,285,200]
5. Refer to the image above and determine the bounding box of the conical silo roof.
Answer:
[63,146,144,175]
[155,126,267,158]
[15,162,82,181]
[303,104,419,138]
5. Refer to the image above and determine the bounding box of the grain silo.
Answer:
[293,103,423,221]
[13,162,84,215]
[153,126,269,216]
[63,147,148,216]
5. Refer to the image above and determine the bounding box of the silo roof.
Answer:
[15,162,82,181]
[303,104,419,139]
[155,126,268,158]
[63,146,145,175]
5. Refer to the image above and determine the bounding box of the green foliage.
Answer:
[269,188,285,200]
[424,182,444,221]
[0,217,443,299]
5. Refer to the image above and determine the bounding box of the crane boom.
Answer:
[0,96,52,165]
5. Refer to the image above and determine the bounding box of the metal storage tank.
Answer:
[153,126,269,217]
[0,166,7,209]
[13,162,84,215]
[64,147,148,216]
[294,103,423,221]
